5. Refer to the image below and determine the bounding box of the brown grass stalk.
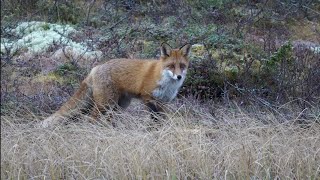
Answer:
[1,100,319,179]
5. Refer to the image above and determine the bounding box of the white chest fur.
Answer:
[152,69,186,102]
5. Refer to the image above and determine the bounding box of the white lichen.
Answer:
[310,46,320,54]
[1,21,102,63]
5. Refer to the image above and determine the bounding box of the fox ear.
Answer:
[161,43,172,57]
[180,43,191,57]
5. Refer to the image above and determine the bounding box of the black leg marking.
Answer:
[146,102,158,113]
[117,93,132,109]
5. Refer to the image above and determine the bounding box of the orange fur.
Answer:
[41,43,191,127]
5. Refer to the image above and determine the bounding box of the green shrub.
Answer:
[1,0,86,24]
[53,62,85,87]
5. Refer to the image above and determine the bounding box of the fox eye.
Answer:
[180,63,186,69]
[168,64,175,69]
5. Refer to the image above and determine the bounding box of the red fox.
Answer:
[41,43,191,127]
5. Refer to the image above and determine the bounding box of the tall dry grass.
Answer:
[1,99,319,179]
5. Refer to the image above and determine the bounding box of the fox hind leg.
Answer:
[91,87,119,124]
[117,93,132,109]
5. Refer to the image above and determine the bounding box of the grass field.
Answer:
[1,99,319,179]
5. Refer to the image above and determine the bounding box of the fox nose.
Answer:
[177,75,182,80]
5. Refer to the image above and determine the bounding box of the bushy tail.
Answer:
[40,81,93,128]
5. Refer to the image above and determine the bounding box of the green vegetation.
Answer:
[1,0,318,115]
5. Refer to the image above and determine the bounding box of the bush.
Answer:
[1,0,319,114]
[181,40,319,106]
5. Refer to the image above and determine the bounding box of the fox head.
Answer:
[160,43,191,81]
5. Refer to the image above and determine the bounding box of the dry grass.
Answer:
[1,99,319,179]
